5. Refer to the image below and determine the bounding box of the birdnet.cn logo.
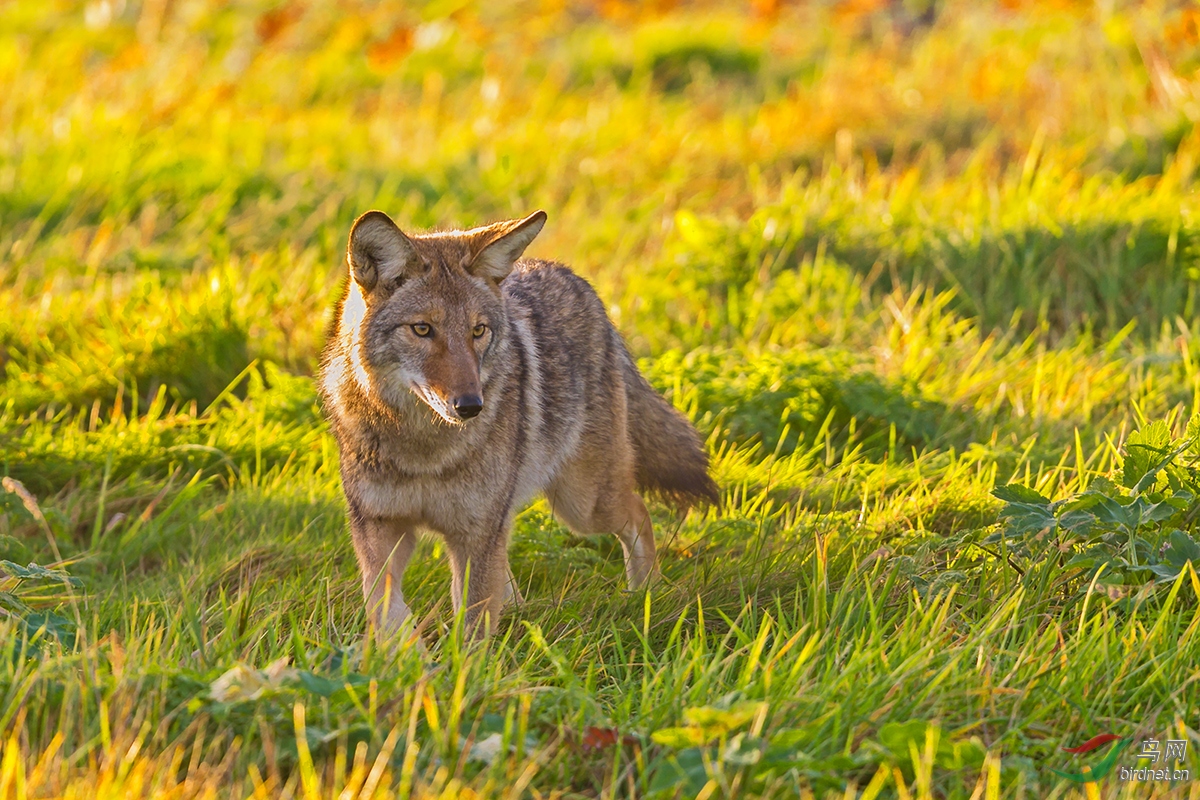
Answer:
[1054,733,1190,783]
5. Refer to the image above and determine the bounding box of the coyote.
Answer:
[318,210,718,641]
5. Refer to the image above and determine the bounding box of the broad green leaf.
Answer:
[937,737,987,770]
[999,503,1057,537]
[1133,437,1195,495]
[804,752,865,772]
[1164,492,1192,510]
[683,700,766,734]
[1092,495,1137,529]
[0,561,82,587]
[295,671,340,698]
[992,484,1050,505]
[651,727,708,748]
[1186,414,1200,457]
[1139,500,1177,524]
[0,591,31,614]
[1058,510,1098,535]
[19,611,76,648]
[1059,493,1104,513]
[767,728,812,751]
[1123,420,1171,490]
[1165,529,1200,567]
[722,732,764,766]
[878,720,932,756]
[647,748,709,796]
[1149,563,1183,580]
[1062,553,1100,571]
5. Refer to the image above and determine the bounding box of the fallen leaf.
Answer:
[467,732,506,764]
[209,664,264,703]
[582,726,619,751]
[209,657,296,703]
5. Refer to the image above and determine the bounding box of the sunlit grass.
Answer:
[5,0,1200,797]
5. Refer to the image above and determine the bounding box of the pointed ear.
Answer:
[467,210,547,281]
[347,210,420,293]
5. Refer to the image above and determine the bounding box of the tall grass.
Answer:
[5,1,1200,797]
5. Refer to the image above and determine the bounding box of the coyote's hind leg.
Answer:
[547,464,659,590]
[614,491,657,589]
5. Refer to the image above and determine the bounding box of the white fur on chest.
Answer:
[352,435,576,537]
[355,471,481,529]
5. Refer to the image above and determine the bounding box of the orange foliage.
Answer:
[256,3,304,44]
[832,0,889,23]
[367,25,414,71]
[1166,7,1200,49]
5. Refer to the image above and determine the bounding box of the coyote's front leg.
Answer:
[445,524,513,640]
[348,507,418,643]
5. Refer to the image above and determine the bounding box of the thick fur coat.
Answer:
[319,210,718,641]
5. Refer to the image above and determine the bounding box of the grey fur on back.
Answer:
[501,260,718,510]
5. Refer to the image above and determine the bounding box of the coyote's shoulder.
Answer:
[319,210,717,641]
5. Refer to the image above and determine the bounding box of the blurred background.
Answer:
[3,0,1199,415]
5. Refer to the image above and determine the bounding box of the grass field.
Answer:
[6,1,1200,797]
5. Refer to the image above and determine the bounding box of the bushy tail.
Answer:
[619,347,719,509]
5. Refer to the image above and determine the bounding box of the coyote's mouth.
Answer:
[412,383,466,426]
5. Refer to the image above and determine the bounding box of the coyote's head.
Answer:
[333,209,546,425]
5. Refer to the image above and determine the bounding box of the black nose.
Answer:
[453,395,483,419]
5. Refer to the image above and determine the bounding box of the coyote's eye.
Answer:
[472,323,488,339]
[412,323,432,337]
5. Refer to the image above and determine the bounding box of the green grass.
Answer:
[5,1,1200,797]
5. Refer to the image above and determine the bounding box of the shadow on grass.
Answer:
[642,347,970,461]
[674,206,1197,338]
[810,220,1196,335]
